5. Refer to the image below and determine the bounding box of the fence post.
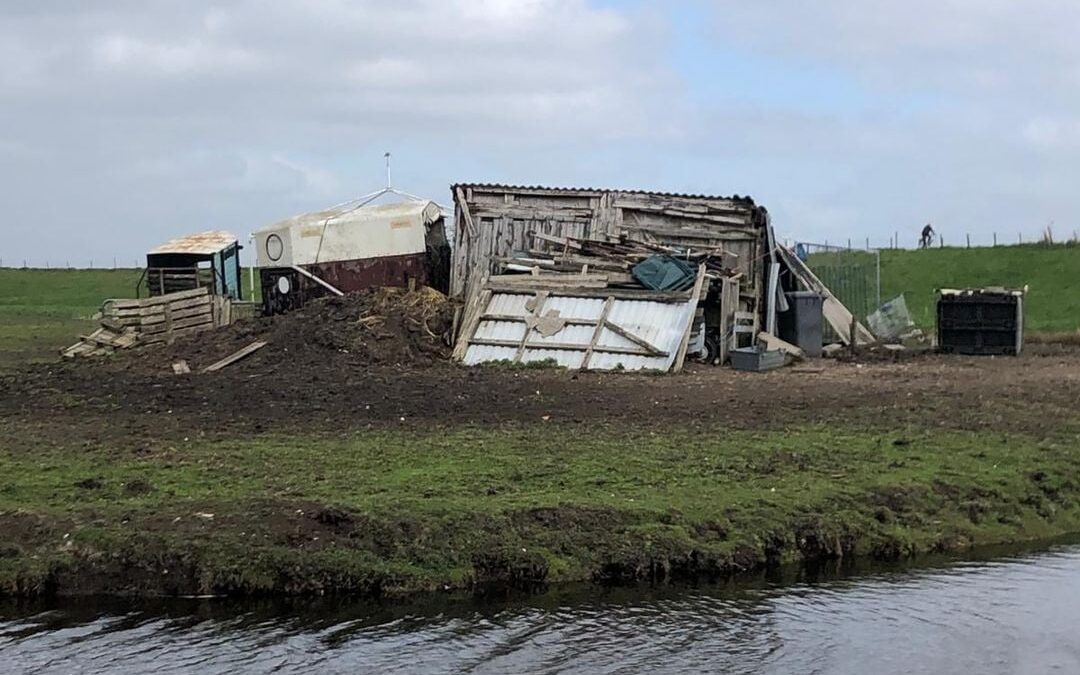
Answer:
[993,232,997,247]
[966,233,971,248]
[865,237,870,251]
[894,231,898,249]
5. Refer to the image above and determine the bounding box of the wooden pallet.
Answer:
[63,288,230,358]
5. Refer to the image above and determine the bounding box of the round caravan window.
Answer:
[277,276,291,295]
[265,233,284,261]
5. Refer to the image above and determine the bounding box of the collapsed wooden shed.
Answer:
[450,184,775,371]
[450,184,769,302]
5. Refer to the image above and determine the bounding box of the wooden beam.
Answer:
[581,297,615,370]
[452,282,491,361]
[673,263,707,373]
[758,331,805,360]
[515,292,548,363]
[482,314,599,326]
[470,337,652,357]
[530,231,583,250]
[203,340,267,373]
[455,186,478,239]
[484,284,693,303]
[602,319,665,356]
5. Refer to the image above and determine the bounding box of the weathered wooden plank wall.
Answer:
[450,185,766,304]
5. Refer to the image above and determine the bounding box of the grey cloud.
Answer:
[0,0,676,265]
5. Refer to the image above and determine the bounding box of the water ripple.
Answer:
[4,545,1080,674]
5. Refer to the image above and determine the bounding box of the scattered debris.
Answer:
[822,343,845,357]
[867,295,916,341]
[757,331,805,361]
[203,340,267,373]
[172,360,191,375]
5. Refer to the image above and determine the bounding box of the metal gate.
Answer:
[794,242,881,322]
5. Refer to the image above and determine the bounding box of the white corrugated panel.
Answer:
[254,200,442,267]
[463,291,695,372]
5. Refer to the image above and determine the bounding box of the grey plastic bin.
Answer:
[780,291,824,357]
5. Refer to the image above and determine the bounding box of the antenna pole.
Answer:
[385,151,392,189]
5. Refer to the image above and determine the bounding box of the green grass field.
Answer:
[879,244,1080,332]
[0,268,144,368]
[3,422,1080,595]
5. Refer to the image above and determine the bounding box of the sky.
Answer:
[3,0,1080,267]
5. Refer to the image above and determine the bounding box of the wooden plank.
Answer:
[203,340,267,373]
[515,292,548,363]
[602,319,666,356]
[481,313,599,326]
[530,231,583,250]
[139,305,212,325]
[140,324,216,344]
[485,284,693,303]
[470,337,652,357]
[452,283,492,361]
[455,186,478,239]
[104,294,211,316]
[105,287,208,310]
[580,297,615,370]
[141,315,214,334]
[719,276,739,364]
[78,331,123,348]
[490,273,610,287]
[673,264,707,373]
[758,331,805,360]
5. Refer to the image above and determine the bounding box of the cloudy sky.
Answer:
[3,0,1079,266]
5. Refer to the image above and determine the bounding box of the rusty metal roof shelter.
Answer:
[142,230,243,300]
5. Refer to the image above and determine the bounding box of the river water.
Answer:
[4,540,1080,674]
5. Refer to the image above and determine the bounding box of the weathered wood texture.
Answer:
[450,185,766,300]
[63,288,234,358]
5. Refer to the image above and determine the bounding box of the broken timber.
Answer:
[62,287,233,358]
[203,340,267,373]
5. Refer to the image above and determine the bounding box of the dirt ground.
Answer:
[2,335,1079,450]
[3,289,1078,446]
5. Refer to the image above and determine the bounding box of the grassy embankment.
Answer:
[1,258,1080,597]
[879,244,1080,334]
[2,423,1080,596]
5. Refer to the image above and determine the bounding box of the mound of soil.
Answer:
[260,286,454,364]
[106,286,454,376]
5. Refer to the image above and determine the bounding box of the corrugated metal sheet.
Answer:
[452,183,758,205]
[463,292,695,372]
[148,231,237,256]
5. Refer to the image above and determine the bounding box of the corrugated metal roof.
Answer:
[463,291,697,372]
[148,230,238,256]
[453,183,758,205]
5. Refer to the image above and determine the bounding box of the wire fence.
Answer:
[795,242,881,321]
